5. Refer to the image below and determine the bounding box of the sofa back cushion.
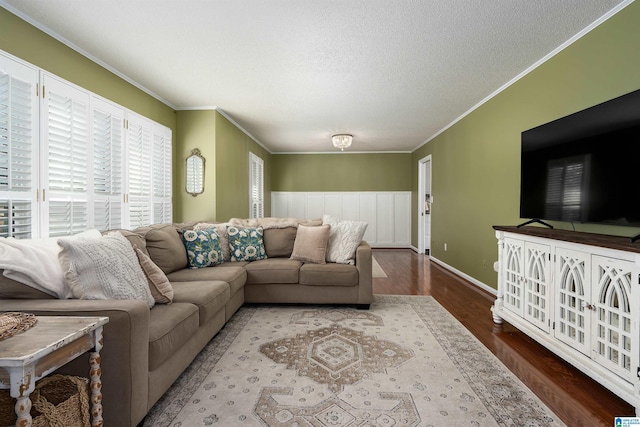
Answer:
[134,224,187,274]
[109,229,149,256]
[263,227,297,258]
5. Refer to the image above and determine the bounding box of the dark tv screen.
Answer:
[520,88,640,227]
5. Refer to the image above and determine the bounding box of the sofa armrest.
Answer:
[355,241,374,304]
[0,298,150,427]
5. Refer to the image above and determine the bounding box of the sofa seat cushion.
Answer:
[216,261,249,268]
[244,259,302,284]
[148,302,199,370]
[171,280,230,326]
[167,267,246,297]
[299,263,358,286]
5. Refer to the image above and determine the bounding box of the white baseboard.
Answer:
[429,257,497,296]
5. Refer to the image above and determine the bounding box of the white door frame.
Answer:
[417,155,432,254]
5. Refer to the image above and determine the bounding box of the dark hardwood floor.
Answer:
[372,248,634,427]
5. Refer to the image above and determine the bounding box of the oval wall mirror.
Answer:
[185,148,205,196]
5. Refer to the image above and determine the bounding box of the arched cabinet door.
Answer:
[591,255,634,381]
[554,247,590,356]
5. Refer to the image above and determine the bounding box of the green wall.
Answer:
[272,153,412,191]
[0,8,175,129]
[412,1,640,289]
[215,112,272,221]
[174,110,272,222]
[0,7,179,211]
[0,6,270,225]
[175,110,217,221]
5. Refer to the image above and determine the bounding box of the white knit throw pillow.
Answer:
[322,214,368,264]
[58,232,155,308]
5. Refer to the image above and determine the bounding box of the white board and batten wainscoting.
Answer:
[271,192,411,248]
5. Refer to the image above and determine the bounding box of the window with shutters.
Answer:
[0,51,172,238]
[249,152,264,219]
[0,56,39,238]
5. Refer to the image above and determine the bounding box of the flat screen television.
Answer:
[520,88,640,227]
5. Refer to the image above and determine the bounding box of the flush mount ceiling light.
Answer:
[332,134,353,151]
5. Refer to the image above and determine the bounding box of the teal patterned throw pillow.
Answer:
[181,228,223,269]
[227,226,267,262]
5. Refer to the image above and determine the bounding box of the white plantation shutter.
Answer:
[0,55,39,238]
[92,97,124,231]
[249,152,264,219]
[126,113,153,228]
[152,124,172,223]
[0,52,172,237]
[42,74,90,237]
[0,201,33,238]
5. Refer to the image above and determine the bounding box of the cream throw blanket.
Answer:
[0,229,102,298]
[227,217,322,229]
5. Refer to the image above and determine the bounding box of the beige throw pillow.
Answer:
[290,224,330,264]
[135,247,173,304]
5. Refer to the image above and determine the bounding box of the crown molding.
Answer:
[412,0,635,153]
[215,108,272,154]
[0,2,177,110]
[272,150,412,155]
[175,106,218,111]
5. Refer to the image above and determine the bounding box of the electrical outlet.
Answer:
[444,243,447,251]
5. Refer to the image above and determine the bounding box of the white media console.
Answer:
[492,226,640,413]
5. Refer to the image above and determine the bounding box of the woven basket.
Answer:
[0,375,90,427]
[0,312,37,341]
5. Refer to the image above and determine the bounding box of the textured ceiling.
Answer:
[0,1,628,153]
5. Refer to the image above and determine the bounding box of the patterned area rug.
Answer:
[143,295,565,427]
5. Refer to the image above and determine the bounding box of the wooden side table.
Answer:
[0,316,109,427]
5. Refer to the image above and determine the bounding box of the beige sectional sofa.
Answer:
[0,218,373,427]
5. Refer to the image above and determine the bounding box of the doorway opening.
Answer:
[418,155,432,254]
